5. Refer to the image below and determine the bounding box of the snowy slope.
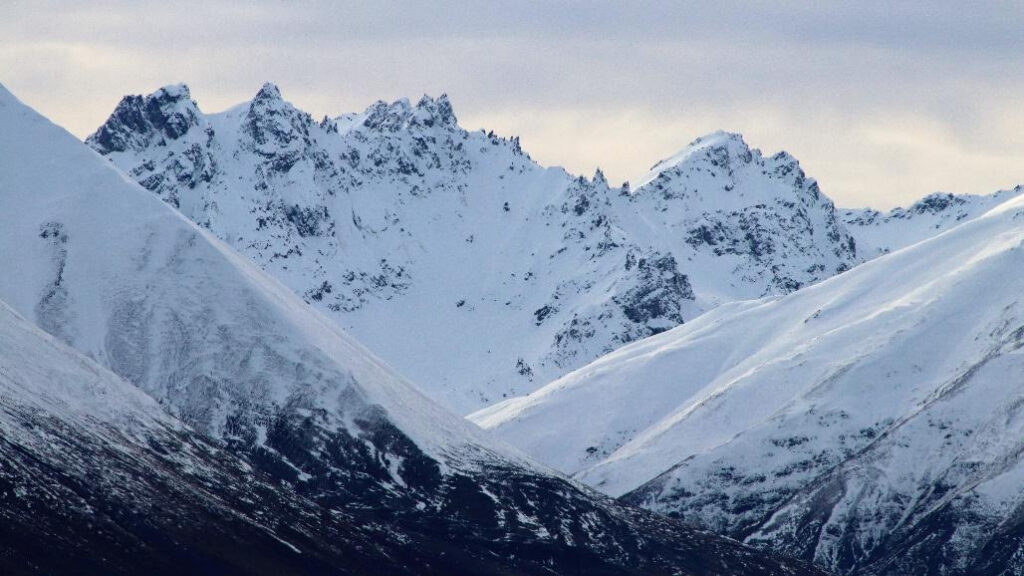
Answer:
[476,190,1024,574]
[0,297,489,575]
[0,83,825,576]
[842,188,1024,257]
[0,297,822,576]
[0,296,304,574]
[88,83,857,413]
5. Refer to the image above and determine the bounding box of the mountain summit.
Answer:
[88,83,859,413]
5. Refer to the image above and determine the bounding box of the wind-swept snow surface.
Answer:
[0,83,826,576]
[89,84,858,413]
[478,189,1024,575]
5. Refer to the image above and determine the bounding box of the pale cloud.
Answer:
[3,1,1023,208]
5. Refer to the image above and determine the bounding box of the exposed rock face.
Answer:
[89,84,858,413]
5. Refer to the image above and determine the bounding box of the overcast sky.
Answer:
[3,1,1022,208]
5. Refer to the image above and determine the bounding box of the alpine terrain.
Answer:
[842,187,1024,258]
[87,83,859,413]
[476,185,1024,574]
[0,83,829,575]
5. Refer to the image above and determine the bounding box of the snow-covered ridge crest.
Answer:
[842,186,1024,257]
[87,82,858,414]
[635,130,755,188]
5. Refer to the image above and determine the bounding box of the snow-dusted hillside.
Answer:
[842,188,1024,257]
[0,297,482,575]
[88,83,857,413]
[0,83,826,576]
[0,294,312,574]
[476,187,1024,574]
[0,297,821,576]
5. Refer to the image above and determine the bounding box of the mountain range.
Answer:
[0,83,824,575]
[4,79,1020,575]
[87,83,1020,418]
[87,83,862,414]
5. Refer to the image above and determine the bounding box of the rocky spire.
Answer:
[243,82,311,148]
[87,83,202,153]
[413,93,457,128]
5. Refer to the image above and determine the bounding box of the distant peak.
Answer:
[155,83,191,100]
[635,130,754,189]
[415,93,452,109]
[682,131,754,163]
[363,98,410,116]
[907,192,964,215]
[689,130,747,148]
[86,83,202,153]
[393,97,413,112]
[663,131,751,168]
[246,82,294,120]
[415,93,441,107]
[253,82,283,103]
[243,82,312,147]
[363,93,458,131]
[413,93,457,127]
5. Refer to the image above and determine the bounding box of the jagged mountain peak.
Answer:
[630,129,826,210]
[154,82,192,100]
[253,81,283,102]
[244,82,302,121]
[86,82,203,153]
[637,130,753,186]
[414,92,457,127]
[904,191,974,216]
[636,130,815,193]
[362,93,459,132]
[685,129,752,157]
[242,81,314,149]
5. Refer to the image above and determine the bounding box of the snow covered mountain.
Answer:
[0,83,827,575]
[476,187,1024,574]
[0,297,508,575]
[87,83,858,413]
[842,187,1024,257]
